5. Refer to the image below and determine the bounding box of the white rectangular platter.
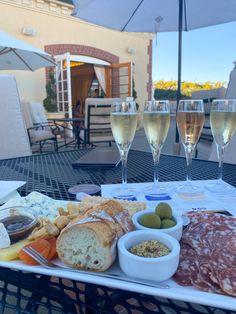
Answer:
[0,258,235,311]
[0,190,236,311]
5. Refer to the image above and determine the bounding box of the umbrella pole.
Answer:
[174,0,183,152]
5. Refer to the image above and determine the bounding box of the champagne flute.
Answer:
[206,99,236,194]
[142,100,171,200]
[110,100,138,200]
[176,99,205,195]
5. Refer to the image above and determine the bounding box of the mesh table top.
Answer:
[0,149,236,314]
[1,148,235,199]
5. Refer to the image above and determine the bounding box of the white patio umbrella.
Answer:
[72,0,236,141]
[0,31,55,71]
[72,0,236,96]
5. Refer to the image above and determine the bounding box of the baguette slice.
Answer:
[56,217,117,271]
[85,200,135,235]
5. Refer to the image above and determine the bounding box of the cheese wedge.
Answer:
[0,239,32,261]
[0,223,11,248]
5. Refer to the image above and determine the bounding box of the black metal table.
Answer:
[0,149,236,314]
[52,117,85,149]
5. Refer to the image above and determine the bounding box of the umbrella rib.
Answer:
[12,49,34,71]
[183,0,188,31]
[0,47,11,55]
[0,47,33,70]
[121,0,144,31]
[33,52,56,66]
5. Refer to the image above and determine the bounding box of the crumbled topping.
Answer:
[129,240,170,258]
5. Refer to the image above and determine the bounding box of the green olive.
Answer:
[155,202,173,219]
[161,218,176,229]
[139,213,161,229]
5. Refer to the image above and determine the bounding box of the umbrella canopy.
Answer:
[0,31,55,71]
[72,0,236,32]
[72,0,236,143]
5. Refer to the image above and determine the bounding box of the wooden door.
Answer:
[105,62,132,99]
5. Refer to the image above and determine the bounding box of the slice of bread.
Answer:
[56,218,117,271]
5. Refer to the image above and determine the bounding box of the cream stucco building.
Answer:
[0,0,153,116]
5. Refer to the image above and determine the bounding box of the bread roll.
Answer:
[56,217,117,271]
[56,200,135,271]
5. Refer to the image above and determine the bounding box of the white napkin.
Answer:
[101,180,235,215]
[0,181,26,204]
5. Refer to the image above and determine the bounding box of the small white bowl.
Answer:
[132,209,183,241]
[118,230,180,282]
[0,206,38,241]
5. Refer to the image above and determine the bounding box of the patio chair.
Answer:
[29,102,64,135]
[21,100,58,153]
[0,75,32,159]
[80,98,121,146]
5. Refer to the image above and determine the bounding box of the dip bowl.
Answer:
[132,209,183,241]
[118,230,180,282]
[0,206,38,241]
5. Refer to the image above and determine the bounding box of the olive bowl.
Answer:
[118,230,180,282]
[0,206,38,241]
[132,209,183,241]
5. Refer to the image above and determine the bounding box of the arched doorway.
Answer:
[45,44,132,118]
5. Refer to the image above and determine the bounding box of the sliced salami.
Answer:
[191,261,222,294]
[173,242,196,286]
[174,211,236,297]
[218,267,236,297]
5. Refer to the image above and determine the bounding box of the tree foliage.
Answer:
[43,72,58,112]
[153,80,226,100]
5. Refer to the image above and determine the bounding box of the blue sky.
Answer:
[152,21,236,84]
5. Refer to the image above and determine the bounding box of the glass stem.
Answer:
[217,145,225,181]
[152,148,161,186]
[120,150,128,187]
[185,147,194,182]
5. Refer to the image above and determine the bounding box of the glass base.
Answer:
[111,186,138,201]
[205,180,235,195]
[68,184,101,195]
[143,184,172,201]
[175,182,204,198]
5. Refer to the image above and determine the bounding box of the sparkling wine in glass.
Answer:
[176,99,205,195]
[142,100,171,200]
[206,99,236,194]
[110,100,138,200]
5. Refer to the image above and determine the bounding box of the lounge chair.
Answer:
[0,75,32,159]
[29,102,64,135]
[21,100,58,153]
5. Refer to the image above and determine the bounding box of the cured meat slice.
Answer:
[174,211,236,297]
[190,261,222,294]
[219,238,236,265]
[182,220,212,255]
[218,267,236,297]
[173,242,196,286]
[201,215,236,253]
